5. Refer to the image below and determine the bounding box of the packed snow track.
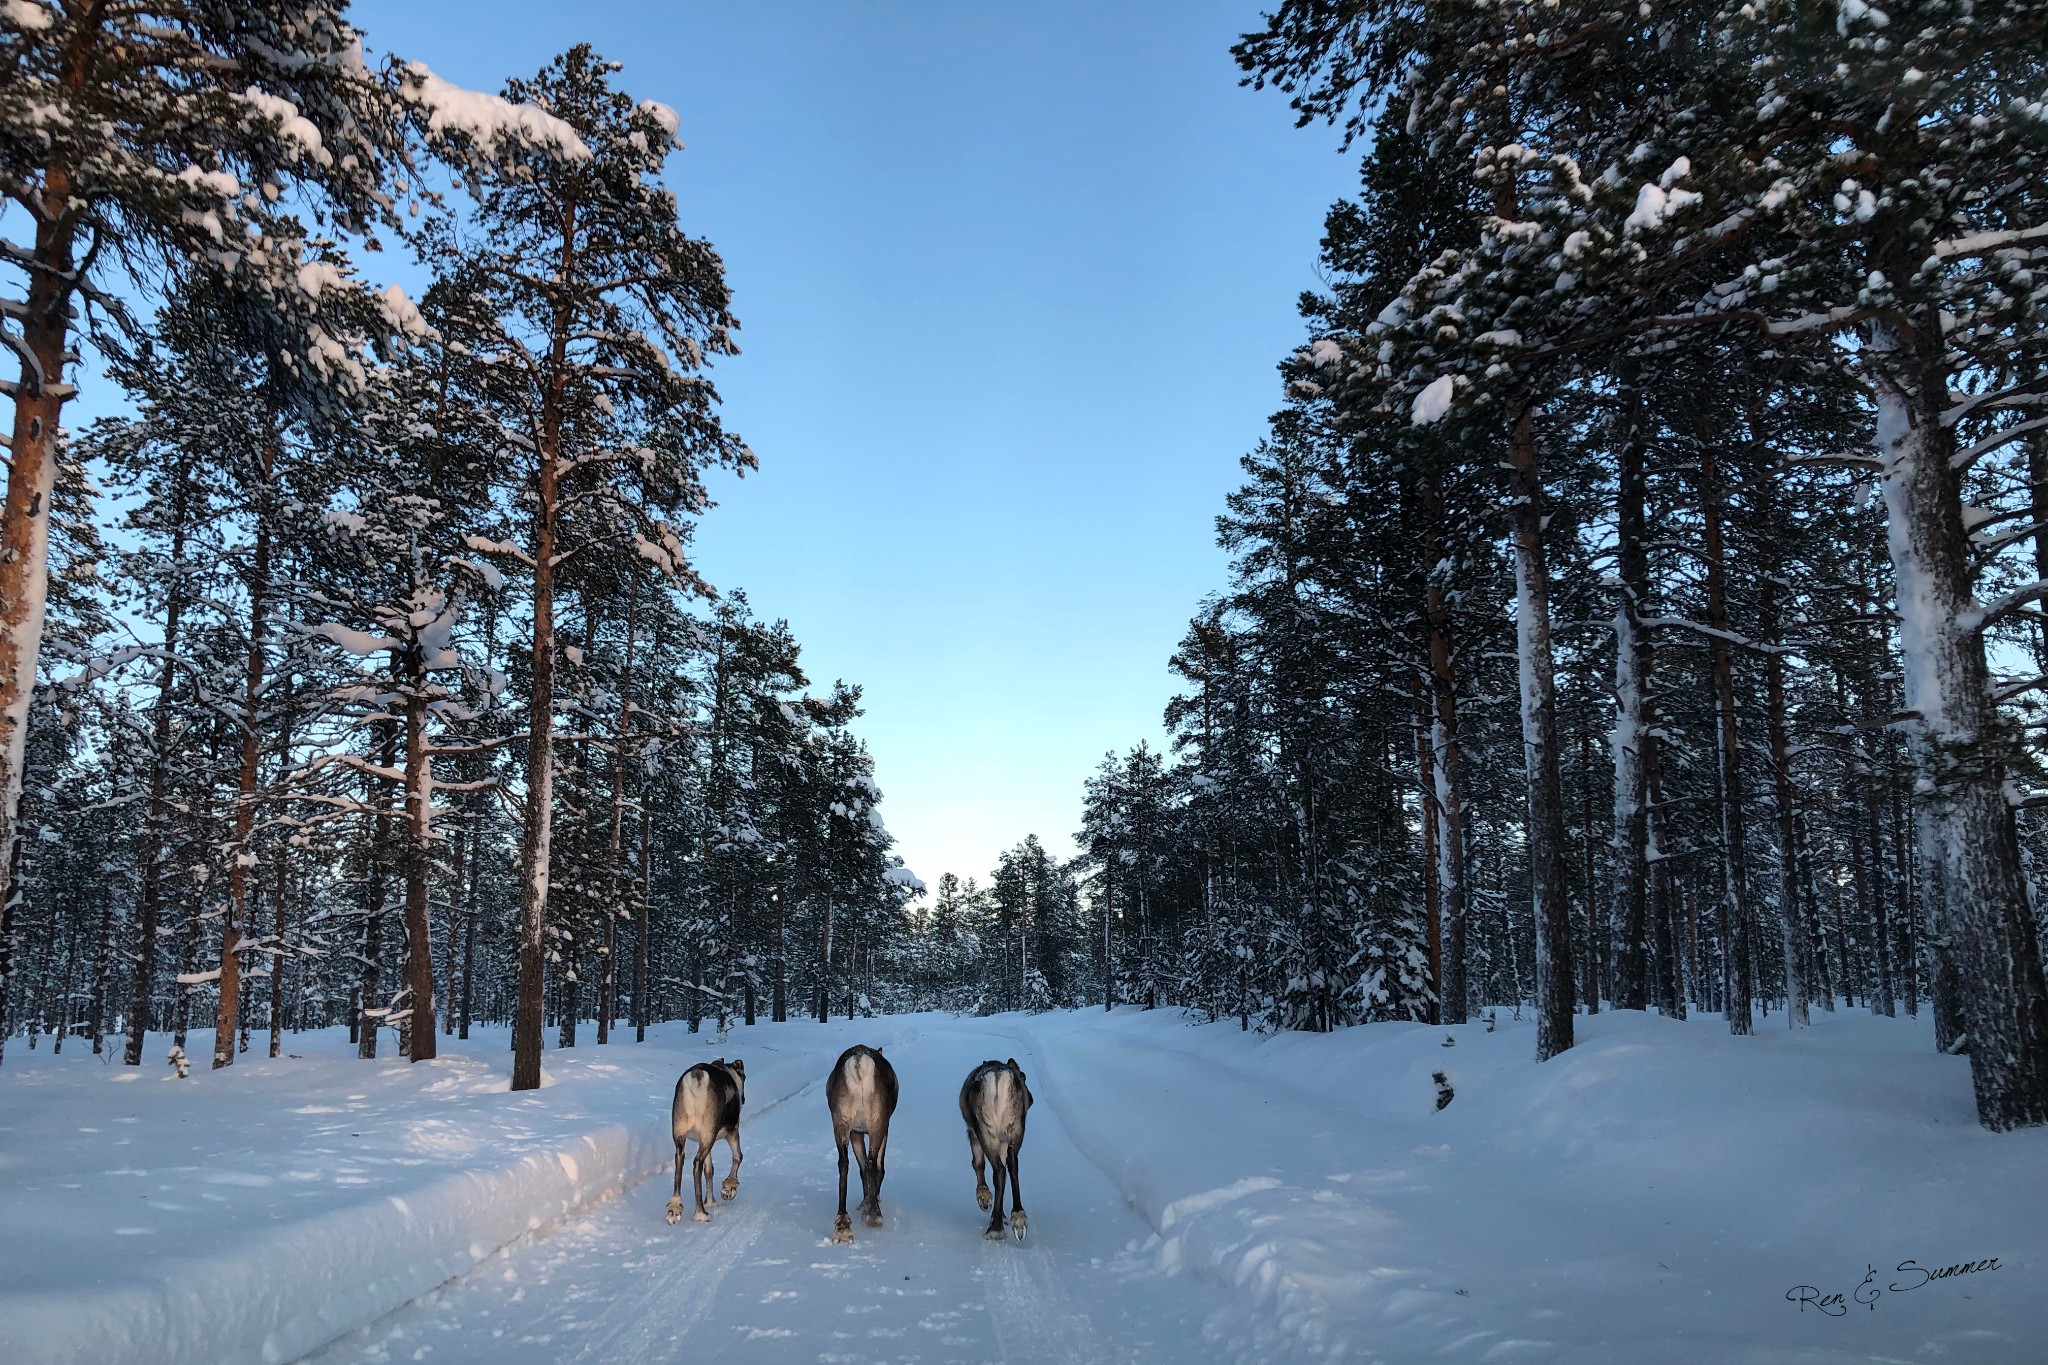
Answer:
[307,1023,1209,1365]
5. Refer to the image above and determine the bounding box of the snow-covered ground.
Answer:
[1,1006,2041,1365]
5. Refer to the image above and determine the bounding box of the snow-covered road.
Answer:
[7,1006,2044,1365]
[309,1021,1216,1365]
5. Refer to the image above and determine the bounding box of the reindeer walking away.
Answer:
[826,1044,899,1243]
[667,1058,746,1225]
[960,1057,1032,1240]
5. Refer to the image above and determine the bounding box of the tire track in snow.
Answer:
[941,1024,1115,1365]
[306,1021,1228,1365]
[982,1238,1112,1365]
[558,1197,768,1364]
[302,1064,835,1364]
[969,1019,1367,1363]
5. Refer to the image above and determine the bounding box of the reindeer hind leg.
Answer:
[833,1130,854,1243]
[1007,1143,1026,1239]
[665,1144,686,1225]
[968,1127,992,1210]
[721,1129,742,1201]
[865,1128,889,1227]
[984,1151,1007,1240]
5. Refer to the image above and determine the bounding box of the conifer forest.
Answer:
[4,0,2048,1126]
[2,5,2048,1362]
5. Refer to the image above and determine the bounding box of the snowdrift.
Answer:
[0,1022,840,1365]
[1017,1005,2047,1363]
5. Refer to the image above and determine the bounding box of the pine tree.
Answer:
[428,46,746,1090]
[0,2,417,955]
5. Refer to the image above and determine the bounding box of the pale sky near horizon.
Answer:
[341,0,1359,890]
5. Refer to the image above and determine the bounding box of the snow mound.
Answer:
[1013,1006,2048,1364]
[0,1026,814,1365]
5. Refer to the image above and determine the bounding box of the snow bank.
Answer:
[0,1022,833,1365]
[7,1008,2042,1365]
[5,1115,669,1365]
[1013,1006,2048,1364]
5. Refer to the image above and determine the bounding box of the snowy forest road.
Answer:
[308,1022,1217,1365]
[7,1008,2039,1365]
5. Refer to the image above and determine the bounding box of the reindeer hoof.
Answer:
[1010,1211,1028,1239]
[832,1215,854,1244]
[665,1197,684,1225]
[721,1177,739,1201]
[864,1208,884,1228]
[692,1208,711,1223]
[984,1223,1007,1241]
[976,1184,993,1211]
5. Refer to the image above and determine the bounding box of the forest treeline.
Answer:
[919,1,2048,1135]
[0,11,923,1088]
[6,4,2047,1137]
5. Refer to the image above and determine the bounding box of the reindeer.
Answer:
[666,1058,745,1225]
[959,1057,1032,1240]
[826,1044,899,1243]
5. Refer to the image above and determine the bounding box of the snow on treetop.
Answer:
[296,260,352,301]
[241,88,333,167]
[1308,337,1345,369]
[400,62,591,163]
[4,0,52,32]
[883,865,926,892]
[1411,374,1455,425]
[1623,179,1701,236]
[174,164,242,202]
[312,621,398,656]
[637,99,684,148]
[377,283,431,341]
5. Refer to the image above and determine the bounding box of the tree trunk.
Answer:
[87,885,115,1054]
[1579,720,1599,1014]
[1103,863,1115,1012]
[1872,317,2048,1127]
[1505,401,1576,1061]
[402,653,437,1060]
[1829,830,1856,1009]
[1698,434,1754,1035]
[440,805,463,1038]
[1755,431,1808,1026]
[269,850,290,1058]
[1797,814,1835,1010]
[1421,479,1470,1025]
[599,576,639,1047]
[459,816,479,1040]
[0,159,82,987]
[1413,682,1442,1024]
[511,208,578,1093]
[1610,392,1654,1011]
[1892,778,1918,1016]
[1759,552,1808,1028]
[215,455,274,1071]
[816,892,833,1024]
[359,714,396,1060]
[0,836,19,1067]
[636,792,653,1039]
[1863,762,1896,1018]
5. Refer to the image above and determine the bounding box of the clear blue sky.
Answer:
[347,0,1357,889]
